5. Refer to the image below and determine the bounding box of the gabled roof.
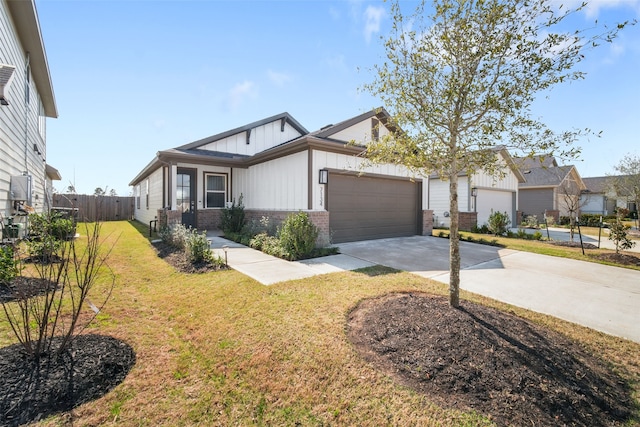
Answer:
[310,107,396,140]
[515,155,558,170]
[130,108,391,186]
[519,165,581,188]
[582,176,610,194]
[177,112,308,150]
[6,0,57,118]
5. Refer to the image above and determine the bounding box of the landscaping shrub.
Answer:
[521,215,538,228]
[472,224,490,234]
[186,230,216,264]
[487,210,510,236]
[0,245,20,284]
[558,216,571,226]
[278,212,319,260]
[532,231,543,240]
[220,195,246,234]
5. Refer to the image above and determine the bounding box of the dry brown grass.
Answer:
[2,221,638,426]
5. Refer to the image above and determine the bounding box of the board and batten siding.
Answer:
[310,149,426,211]
[199,120,303,156]
[429,177,470,228]
[329,119,390,145]
[233,151,307,210]
[1,2,49,216]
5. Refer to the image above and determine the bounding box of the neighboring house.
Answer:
[1,0,59,230]
[516,156,586,222]
[428,147,525,229]
[130,109,433,244]
[581,176,637,216]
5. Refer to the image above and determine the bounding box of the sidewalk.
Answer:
[513,226,640,253]
[207,231,373,285]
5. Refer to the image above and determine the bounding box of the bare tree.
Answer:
[611,153,640,228]
[556,168,587,241]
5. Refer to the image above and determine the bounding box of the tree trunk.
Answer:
[449,171,460,308]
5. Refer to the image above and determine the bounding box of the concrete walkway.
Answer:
[208,231,640,343]
[207,232,374,285]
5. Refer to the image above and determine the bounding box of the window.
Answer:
[205,174,226,208]
[136,185,140,209]
[145,179,150,210]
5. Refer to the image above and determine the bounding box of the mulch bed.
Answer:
[548,241,599,249]
[152,241,225,273]
[347,292,635,426]
[0,334,135,427]
[0,277,57,303]
[592,252,640,267]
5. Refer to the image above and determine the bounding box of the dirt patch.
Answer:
[152,241,225,273]
[347,292,634,426]
[0,334,135,427]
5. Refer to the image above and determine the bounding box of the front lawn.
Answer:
[1,221,638,425]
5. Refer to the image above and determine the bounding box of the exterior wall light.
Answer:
[319,169,328,185]
[471,187,478,212]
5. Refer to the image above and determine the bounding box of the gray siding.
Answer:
[1,1,50,217]
[518,188,554,220]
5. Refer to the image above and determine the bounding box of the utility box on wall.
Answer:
[10,174,32,204]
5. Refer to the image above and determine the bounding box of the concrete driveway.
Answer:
[338,236,640,343]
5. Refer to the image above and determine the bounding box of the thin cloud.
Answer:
[267,69,292,87]
[226,80,257,111]
[555,0,640,18]
[364,5,385,43]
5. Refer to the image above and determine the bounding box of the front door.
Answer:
[177,168,197,228]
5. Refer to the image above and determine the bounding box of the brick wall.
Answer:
[197,209,223,231]
[459,212,478,232]
[244,209,331,247]
[157,209,181,229]
[422,210,434,236]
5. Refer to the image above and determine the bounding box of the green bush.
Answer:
[186,230,215,264]
[278,212,318,260]
[532,231,543,240]
[487,210,510,236]
[0,245,20,284]
[220,195,246,234]
[521,215,538,228]
[472,224,490,234]
[30,211,75,241]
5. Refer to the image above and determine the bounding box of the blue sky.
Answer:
[35,0,640,196]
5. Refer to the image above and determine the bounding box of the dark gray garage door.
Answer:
[328,174,421,243]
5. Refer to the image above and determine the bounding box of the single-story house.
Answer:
[130,109,435,244]
[428,147,525,229]
[516,155,586,222]
[581,176,637,216]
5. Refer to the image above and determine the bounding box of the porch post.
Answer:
[170,163,178,210]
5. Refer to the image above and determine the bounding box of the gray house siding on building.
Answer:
[519,188,553,220]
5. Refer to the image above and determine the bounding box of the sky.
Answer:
[34,0,640,196]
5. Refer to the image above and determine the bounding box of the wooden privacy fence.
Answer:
[52,194,135,222]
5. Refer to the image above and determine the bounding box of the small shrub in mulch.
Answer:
[152,241,226,273]
[0,334,136,427]
[347,292,636,427]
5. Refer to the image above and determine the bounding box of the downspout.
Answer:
[23,52,30,172]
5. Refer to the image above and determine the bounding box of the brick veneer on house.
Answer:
[422,210,434,235]
[459,212,478,232]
